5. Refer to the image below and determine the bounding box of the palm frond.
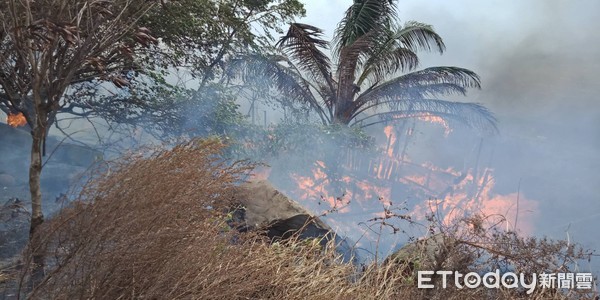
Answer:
[227,53,331,124]
[349,66,493,131]
[396,21,445,53]
[351,98,497,133]
[356,66,481,106]
[333,0,397,54]
[276,23,334,93]
[357,46,419,86]
[354,83,469,116]
[355,22,446,86]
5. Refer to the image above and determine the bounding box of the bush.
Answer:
[15,139,596,299]
[21,140,360,299]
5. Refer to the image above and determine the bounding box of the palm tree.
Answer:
[230,0,496,133]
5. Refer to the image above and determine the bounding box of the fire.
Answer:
[417,113,452,136]
[385,112,452,136]
[286,123,538,245]
[292,178,351,213]
[291,160,393,214]
[6,112,26,127]
[383,125,396,157]
[411,167,538,234]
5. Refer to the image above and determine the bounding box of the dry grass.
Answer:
[21,139,360,299]
[13,139,597,299]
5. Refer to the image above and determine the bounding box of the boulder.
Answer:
[233,180,324,228]
[265,214,329,241]
[232,180,357,263]
[385,233,457,271]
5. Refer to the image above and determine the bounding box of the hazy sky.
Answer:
[299,1,600,252]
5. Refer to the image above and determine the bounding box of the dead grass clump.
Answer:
[14,139,596,299]
[20,139,362,299]
[360,213,597,299]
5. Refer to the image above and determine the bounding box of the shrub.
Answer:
[14,139,596,299]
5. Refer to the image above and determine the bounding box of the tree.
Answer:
[0,0,160,280]
[51,0,307,140]
[230,0,497,132]
[139,0,305,86]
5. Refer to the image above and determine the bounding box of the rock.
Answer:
[265,214,330,241]
[232,180,358,263]
[385,233,457,270]
[233,180,309,228]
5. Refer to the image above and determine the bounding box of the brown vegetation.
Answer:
[9,139,595,299]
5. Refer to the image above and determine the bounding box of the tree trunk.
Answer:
[28,124,46,285]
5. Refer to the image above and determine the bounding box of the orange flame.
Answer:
[411,167,538,234]
[6,112,26,127]
[291,160,538,236]
[288,125,538,238]
[385,112,452,135]
[291,160,393,214]
[383,125,396,157]
[417,113,452,136]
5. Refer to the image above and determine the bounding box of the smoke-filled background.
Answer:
[1,0,597,273]
[294,0,600,258]
[3,1,599,297]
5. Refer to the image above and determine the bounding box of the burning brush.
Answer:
[6,112,27,128]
